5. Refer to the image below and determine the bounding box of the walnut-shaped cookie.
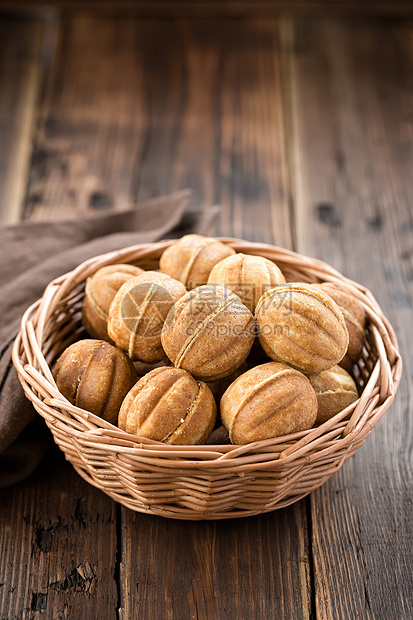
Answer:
[255,283,349,374]
[53,339,137,425]
[220,362,318,444]
[118,367,216,445]
[307,365,359,424]
[312,282,366,372]
[159,234,235,290]
[108,271,186,363]
[82,264,143,342]
[161,285,255,381]
[208,253,286,313]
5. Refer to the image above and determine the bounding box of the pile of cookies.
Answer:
[53,234,365,446]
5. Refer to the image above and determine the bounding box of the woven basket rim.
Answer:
[13,238,402,461]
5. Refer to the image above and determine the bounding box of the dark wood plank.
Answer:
[25,14,149,220]
[0,447,118,620]
[0,17,44,224]
[25,16,293,248]
[282,17,413,619]
[123,503,311,620]
[135,19,292,246]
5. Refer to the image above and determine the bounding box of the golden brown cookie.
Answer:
[161,284,255,381]
[255,283,349,374]
[307,365,359,423]
[220,362,318,444]
[53,339,137,424]
[82,264,143,342]
[118,367,216,445]
[159,234,235,290]
[312,282,366,371]
[208,252,286,312]
[108,271,186,363]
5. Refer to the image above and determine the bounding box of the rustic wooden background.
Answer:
[0,4,412,619]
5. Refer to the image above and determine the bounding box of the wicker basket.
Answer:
[12,239,402,520]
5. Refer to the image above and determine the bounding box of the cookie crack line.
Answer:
[132,373,184,435]
[97,353,117,418]
[314,388,358,397]
[287,310,346,343]
[163,381,202,443]
[175,293,245,368]
[339,306,365,335]
[228,369,299,436]
[127,285,159,359]
[197,326,252,371]
[265,331,339,366]
[74,341,103,409]
[257,285,344,319]
[149,376,194,441]
[180,238,217,286]
[85,278,109,322]
[119,367,165,430]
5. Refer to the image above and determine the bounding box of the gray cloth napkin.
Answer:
[0,190,219,487]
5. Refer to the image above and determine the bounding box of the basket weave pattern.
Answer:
[12,239,402,520]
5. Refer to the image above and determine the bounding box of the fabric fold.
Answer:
[0,190,219,487]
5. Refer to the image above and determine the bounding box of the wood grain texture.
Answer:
[0,17,44,225]
[121,505,311,619]
[25,16,293,247]
[282,17,413,619]
[136,19,292,245]
[0,448,118,620]
[25,15,149,221]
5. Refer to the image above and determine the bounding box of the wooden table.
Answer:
[0,6,412,619]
